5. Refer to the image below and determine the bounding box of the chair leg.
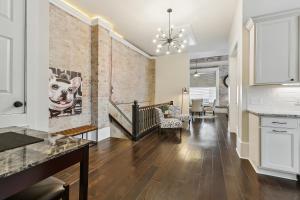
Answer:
[63,184,69,200]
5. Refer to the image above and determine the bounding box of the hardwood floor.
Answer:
[55,115,300,200]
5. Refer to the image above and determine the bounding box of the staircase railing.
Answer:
[109,99,173,141]
[132,100,173,141]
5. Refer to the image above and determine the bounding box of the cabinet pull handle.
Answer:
[271,122,287,125]
[272,130,288,133]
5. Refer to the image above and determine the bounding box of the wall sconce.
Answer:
[182,87,189,94]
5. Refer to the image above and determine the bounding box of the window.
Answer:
[189,87,216,103]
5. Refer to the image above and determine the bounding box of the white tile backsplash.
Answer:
[247,86,300,112]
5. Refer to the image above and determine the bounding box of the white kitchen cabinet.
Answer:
[261,121,299,173]
[247,12,300,85]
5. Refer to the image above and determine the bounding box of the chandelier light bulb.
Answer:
[166,51,170,55]
[158,28,162,32]
[156,49,160,53]
[162,33,166,37]
[181,28,185,32]
[183,40,187,44]
[178,49,182,53]
[181,44,185,48]
[157,44,162,48]
[156,34,159,38]
[153,39,157,43]
[179,33,183,38]
[171,25,174,29]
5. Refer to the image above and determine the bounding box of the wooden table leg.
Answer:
[79,145,89,200]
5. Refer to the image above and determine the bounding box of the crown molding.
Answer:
[91,17,113,30]
[49,0,154,59]
[49,0,91,25]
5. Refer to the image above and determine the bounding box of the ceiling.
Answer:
[65,0,238,56]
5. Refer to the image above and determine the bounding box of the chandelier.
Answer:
[153,8,187,55]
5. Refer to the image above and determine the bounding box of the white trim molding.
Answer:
[76,127,110,142]
[49,0,91,25]
[49,0,154,59]
[236,137,249,159]
[249,159,297,181]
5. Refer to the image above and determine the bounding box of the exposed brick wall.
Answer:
[50,4,155,133]
[91,25,111,129]
[49,4,91,132]
[111,40,155,119]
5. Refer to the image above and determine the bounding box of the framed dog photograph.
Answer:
[49,67,82,118]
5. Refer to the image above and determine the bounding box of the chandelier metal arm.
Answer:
[153,8,186,54]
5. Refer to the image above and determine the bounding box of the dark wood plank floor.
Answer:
[55,115,300,200]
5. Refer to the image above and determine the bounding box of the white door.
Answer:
[255,16,299,84]
[0,0,25,115]
[261,127,299,173]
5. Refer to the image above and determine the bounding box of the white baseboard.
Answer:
[236,137,249,159]
[248,159,297,180]
[75,127,110,142]
[97,127,110,141]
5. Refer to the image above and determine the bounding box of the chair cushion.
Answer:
[7,177,66,200]
[161,118,183,128]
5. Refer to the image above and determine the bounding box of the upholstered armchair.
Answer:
[204,99,216,115]
[168,105,191,125]
[190,99,204,119]
[155,108,182,141]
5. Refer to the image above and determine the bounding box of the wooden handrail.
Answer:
[139,101,173,109]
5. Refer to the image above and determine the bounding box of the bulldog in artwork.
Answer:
[49,70,81,118]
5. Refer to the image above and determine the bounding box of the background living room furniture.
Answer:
[155,108,183,141]
[191,99,204,119]
[168,105,191,128]
[204,99,216,115]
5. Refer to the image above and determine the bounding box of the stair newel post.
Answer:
[132,100,140,141]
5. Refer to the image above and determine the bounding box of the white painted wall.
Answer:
[26,0,49,131]
[155,53,190,114]
[229,0,250,158]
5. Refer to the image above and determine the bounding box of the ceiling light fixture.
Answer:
[153,8,187,55]
[193,71,200,77]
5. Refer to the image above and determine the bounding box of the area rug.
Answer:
[194,115,217,119]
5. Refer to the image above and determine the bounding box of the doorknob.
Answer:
[13,101,23,108]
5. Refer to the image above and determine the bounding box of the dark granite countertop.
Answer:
[0,127,90,178]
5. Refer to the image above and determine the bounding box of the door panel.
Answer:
[0,0,12,20]
[0,36,11,93]
[0,0,25,115]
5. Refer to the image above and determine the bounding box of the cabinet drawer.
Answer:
[261,117,298,129]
